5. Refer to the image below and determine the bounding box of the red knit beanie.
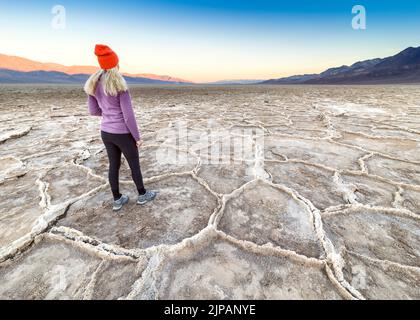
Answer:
[94,44,119,70]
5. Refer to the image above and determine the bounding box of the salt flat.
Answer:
[0,84,419,300]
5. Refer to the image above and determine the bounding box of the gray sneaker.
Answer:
[113,194,129,211]
[137,190,157,205]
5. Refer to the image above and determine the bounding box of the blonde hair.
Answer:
[84,67,128,96]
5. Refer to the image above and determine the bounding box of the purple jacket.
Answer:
[87,80,141,141]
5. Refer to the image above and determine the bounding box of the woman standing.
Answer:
[84,44,156,211]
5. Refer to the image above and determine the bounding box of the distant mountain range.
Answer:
[1,46,420,85]
[0,53,192,84]
[261,46,420,84]
[205,79,264,85]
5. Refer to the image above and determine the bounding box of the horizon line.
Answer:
[0,44,418,84]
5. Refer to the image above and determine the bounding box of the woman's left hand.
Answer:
[136,139,143,148]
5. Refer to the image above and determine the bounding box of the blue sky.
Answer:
[0,0,419,82]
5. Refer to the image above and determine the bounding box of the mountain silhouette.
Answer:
[262,46,420,84]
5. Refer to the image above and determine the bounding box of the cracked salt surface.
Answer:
[0,85,419,299]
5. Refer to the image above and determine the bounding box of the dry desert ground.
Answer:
[0,85,419,299]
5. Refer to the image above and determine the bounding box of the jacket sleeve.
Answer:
[87,95,102,116]
[119,90,141,141]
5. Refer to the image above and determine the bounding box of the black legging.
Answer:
[101,130,146,200]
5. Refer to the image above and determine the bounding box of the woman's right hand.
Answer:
[136,139,143,148]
